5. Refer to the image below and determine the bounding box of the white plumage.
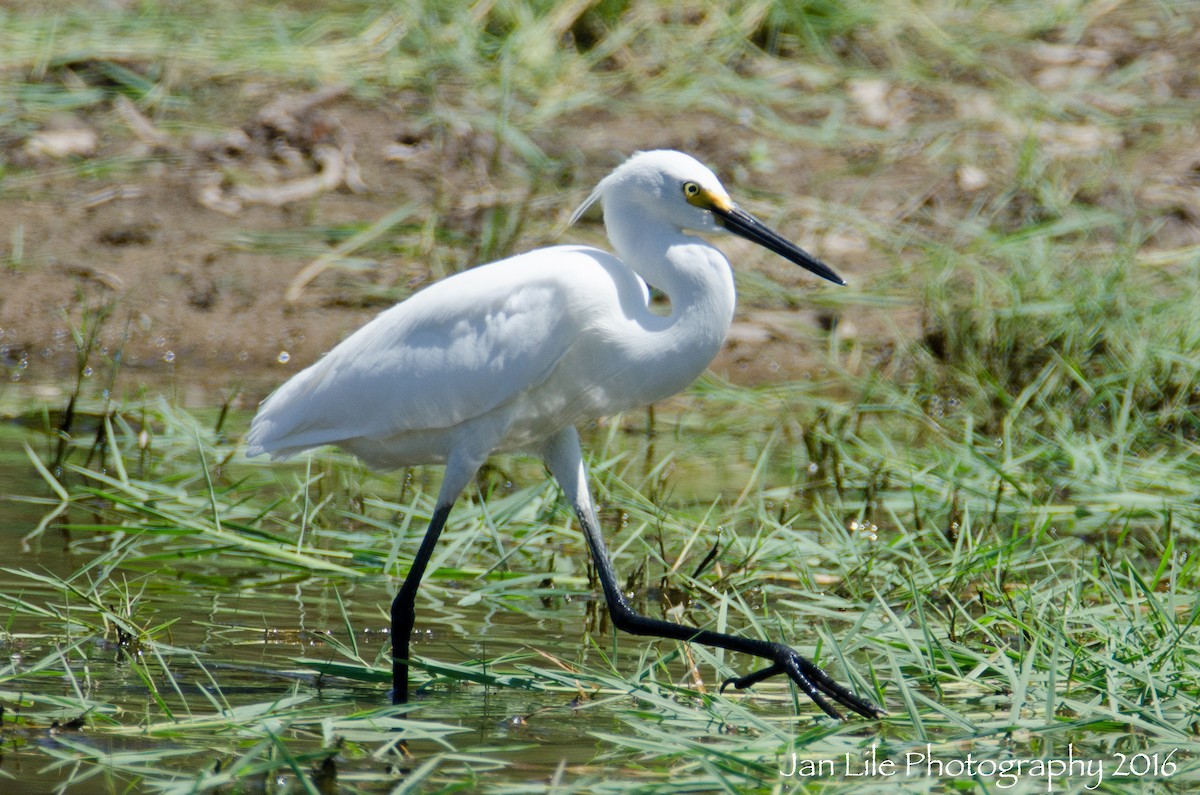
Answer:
[247,151,742,472]
[245,150,882,719]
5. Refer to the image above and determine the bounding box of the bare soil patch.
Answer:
[2,87,890,397]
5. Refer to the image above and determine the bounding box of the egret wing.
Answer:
[246,252,583,460]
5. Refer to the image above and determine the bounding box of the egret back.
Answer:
[245,246,647,464]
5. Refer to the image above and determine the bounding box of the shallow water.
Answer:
[0,384,811,791]
[4,380,1195,793]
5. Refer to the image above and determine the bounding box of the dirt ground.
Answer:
[3,25,1198,404]
[0,81,916,404]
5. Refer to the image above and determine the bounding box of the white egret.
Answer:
[246,150,883,719]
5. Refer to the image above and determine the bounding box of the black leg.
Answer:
[391,503,453,704]
[539,426,883,720]
[575,505,884,719]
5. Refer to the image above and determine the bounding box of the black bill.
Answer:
[713,204,846,286]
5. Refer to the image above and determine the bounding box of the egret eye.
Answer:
[683,182,700,197]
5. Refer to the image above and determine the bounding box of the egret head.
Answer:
[571,150,725,231]
[571,150,845,286]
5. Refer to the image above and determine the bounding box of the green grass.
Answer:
[2,0,1200,792]
[3,346,1197,791]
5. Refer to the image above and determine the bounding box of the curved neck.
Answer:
[602,200,737,398]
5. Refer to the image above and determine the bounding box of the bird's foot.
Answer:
[719,648,885,720]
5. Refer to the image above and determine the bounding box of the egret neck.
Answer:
[602,197,737,403]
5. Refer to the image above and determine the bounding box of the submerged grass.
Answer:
[3,340,1197,791]
[2,0,1199,792]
